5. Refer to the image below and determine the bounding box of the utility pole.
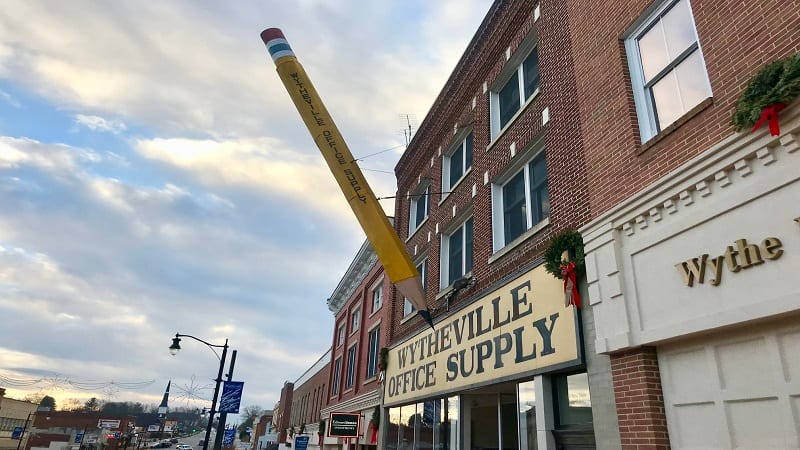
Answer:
[212,350,237,450]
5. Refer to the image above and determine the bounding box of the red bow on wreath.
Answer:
[752,102,787,136]
[560,261,581,308]
[369,423,378,444]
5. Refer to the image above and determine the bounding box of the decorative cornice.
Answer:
[582,101,800,244]
[327,241,378,313]
[320,389,380,416]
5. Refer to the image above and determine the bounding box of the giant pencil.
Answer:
[261,28,433,328]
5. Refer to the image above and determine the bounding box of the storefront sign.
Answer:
[675,237,784,287]
[327,412,360,438]
[294,435,309,450]
[384,265,581,407]
[98,419,121,429]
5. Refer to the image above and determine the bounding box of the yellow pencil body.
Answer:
[261,29,430,324]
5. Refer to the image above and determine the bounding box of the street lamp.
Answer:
[169,333,230,450]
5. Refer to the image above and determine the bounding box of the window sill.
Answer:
[368,305,382,319]
[363,375,378,385]
[637,97,713,155]
[436,270,474,301]
[406,216,430,243]
[439,168,472,206]
[488,218,550,265]
[401,312,416,324]
[488,88,541,151]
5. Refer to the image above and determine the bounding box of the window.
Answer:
[441,217,474,288]
[409,184,430,235]
[331,357,341,395]
[336,324,345,346]
[625,0,711,141]
[372,282,383,312]
[345,345,357,388]
[366,325,381,378]
[491,45,540,138]
[350,308,360,333]
[404,259,427,317]
[492,150,549,250]
[443,132,474,192]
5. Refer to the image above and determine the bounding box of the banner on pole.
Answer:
[222,429,236,447]
[219,381,244,414]
[294,436,309,450]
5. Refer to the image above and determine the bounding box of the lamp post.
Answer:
[169,333,229,450]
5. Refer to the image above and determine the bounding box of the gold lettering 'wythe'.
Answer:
[675,237,784,287]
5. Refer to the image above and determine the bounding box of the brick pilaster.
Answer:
[611,347,670,450]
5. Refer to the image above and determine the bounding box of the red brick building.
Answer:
[320,241,393,450]
[286,352,329,450]
[572,0,800,448]
[384,0,619,449]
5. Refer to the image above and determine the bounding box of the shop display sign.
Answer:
[327,412,360,438]
[98,419,121,429]
[384,265,581,406]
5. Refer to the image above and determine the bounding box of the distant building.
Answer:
[0,394,38,450]
[249,411,273,450]
[27,411,135,450]
[286,352,328,450]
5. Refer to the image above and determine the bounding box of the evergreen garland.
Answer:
[732,53,800,131]
[369,405,381,430]
[379,347,389,371]
[543,230,585,279]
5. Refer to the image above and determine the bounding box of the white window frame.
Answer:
[408,183,430,237]
[491,137,549,252]
[440,215,474,289]
[624,0,711,142]
[336,323,345,347]
[403,258,427,318]
[350,307,360,334]
[345,343,357,389]
[441,130,474,200]
[490,34,541,141]
[371,280,383,313]
[365,324,381,379]
[331,357,341,396]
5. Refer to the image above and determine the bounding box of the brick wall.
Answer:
[327,262,390,406]
[289,362,329,429]
[611,347,669,450]
[391,0,593,341]
[564,0,800,219]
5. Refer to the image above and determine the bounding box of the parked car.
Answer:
[177,445,193,450]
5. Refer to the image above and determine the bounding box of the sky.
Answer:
[0,1,492,419]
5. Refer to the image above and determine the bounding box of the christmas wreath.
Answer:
[544,230,585,308]
[378,347,389,372]
[544,230,585,279]
[368,405,381,444]
[732,52,800,136]
[369,405,380,430]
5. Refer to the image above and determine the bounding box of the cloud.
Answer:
[0,0,493,410]
[0,135,348,408]
[74,114,128,134]
[0,88,21,107]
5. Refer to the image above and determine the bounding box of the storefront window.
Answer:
[386,397,459,450]
[552,372,595,449]
[553,372,592,426]
[386,407,401,450]
[399,404,415,450]
[517,380,537,450]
